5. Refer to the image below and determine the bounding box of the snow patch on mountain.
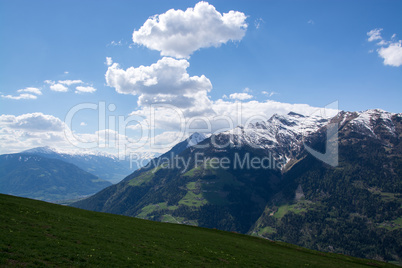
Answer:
[215,109,401,165]
[221,111,329,154]
[22,146,60,155]
[348,109,400,138]
[187,132,207,148]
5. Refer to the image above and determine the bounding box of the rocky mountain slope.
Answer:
[251,109,402,262]
[72,109,402,263]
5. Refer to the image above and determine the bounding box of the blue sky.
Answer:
[0,0,401,155]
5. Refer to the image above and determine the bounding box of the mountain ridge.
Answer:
[72,108,402,263]
[0,153,112,202]
[20,146,159,184]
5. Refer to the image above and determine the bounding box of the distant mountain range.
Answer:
[22,146,159,184]
[0,146,160,202]
[72,109,402,262]
[0,153,112,202]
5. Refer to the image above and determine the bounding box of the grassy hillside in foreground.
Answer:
[0,194,397,267]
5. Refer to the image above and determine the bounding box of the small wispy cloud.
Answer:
[307,19,314,25]
[1,87,42,100]
[254,18,264,29]
[1,93,37,100]
[262,91,277,97]
[108,40,124,47]
[44,79,96,93]
[105,57,113,66]
[367,28,383,42]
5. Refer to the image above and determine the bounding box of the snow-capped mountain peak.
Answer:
[209,109,401,167]
[187,132,207,148]
[215,111,330,162]
[22,146,60,155]
[337,109,401,139]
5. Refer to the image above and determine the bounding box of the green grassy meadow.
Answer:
[0,194,397,267]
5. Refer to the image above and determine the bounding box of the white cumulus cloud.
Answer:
[367,28,383,42]
[105,57,212,108]
[1,93,37,100]
[17,87,42,95]
[2,87,42,100]
[105,57,113,66]
[229,92,253,100]
[45,79,96,93]
[58,80,83,86]
[378,41,402,67]
[123,99,339,151]
[132,1,248,58]
[0,113,65,132]
[75,86,97,94]
[0,99,339,155]
[0,113,130,155]
[0,113,71,154]
[50,83,68,92]
[367,28,402,67]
